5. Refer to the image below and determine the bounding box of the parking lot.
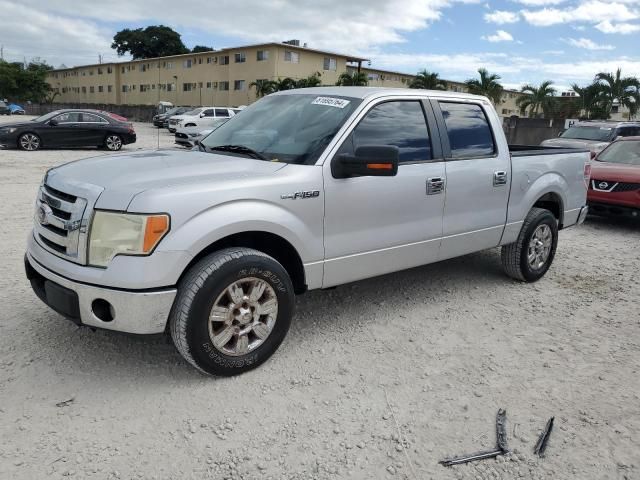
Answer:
[0,116,638,480]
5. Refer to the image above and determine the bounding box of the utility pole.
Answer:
[98,54,103,64]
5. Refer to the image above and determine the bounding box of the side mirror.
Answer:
[49,119,58,126]
[332,145,399,179]
[199,113,206,118]
[557,131,564,137]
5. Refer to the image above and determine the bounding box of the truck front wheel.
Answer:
[501,207,558,282]
[169,247,294,376]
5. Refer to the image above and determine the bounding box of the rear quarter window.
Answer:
[439,102,496,159]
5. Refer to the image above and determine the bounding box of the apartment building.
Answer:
[47,40,529,117]
[47,42,366,107]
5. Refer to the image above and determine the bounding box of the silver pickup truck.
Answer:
[25,87,590,376]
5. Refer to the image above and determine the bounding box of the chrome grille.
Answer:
[34,184,88,263]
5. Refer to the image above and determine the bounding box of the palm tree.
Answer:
[296,72,322,88]
[249,79,278,98]
[409,70,447,90]
[465,68,503,105]
[595,68,640,119]
[570,83,605,119]
[274,77,298,91]
[516,81,557,118]
[336,71,368,86]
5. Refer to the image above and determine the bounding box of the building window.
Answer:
[219,81,229,91]
[367,73,380,80]
[198,58,203,65]
[108,85,112,93]
[89,86,94,93]
[206,56,217,64]
[257,50,269,61]
[140,84,151,92]
[183,59,192,68]
[234,52,246,63]
[234,80,245,91]
[284,50,299,63]
[219,55,229,65]
[121,66,125,73]
[183,83,194,91]
[97,68,103,74]
[89,70,94,76]
[82,86,87,93]
[323,57,337,71]
[167,83,175,92]
[198,82,203,88]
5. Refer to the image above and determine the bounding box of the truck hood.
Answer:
[540,137,609,152]
[590,162,640,183]
[47,149,287,210]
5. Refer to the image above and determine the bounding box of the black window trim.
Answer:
[431,99,499,161]
[334,97,444,166]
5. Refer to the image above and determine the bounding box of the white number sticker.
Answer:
[311,97,350,108]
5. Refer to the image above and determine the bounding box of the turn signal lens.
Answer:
[584,162,592,188]
[367,163,393,170]
[143,215,170,252]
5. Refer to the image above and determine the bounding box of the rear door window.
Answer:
[346,100,432,163]
[439,102,495,158]
[215,108,230,117]
[617,126,640,137]
[80,113,107,123]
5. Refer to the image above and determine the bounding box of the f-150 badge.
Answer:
[281,190,320,200]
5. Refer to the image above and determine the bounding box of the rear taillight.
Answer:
[128,126,135,134]
[584,162,591,188]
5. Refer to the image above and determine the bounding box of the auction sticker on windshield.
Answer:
[311,97,351,108]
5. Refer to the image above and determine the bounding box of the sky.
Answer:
[1,0,640,91]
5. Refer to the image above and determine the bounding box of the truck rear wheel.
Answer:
[501,207,558,282]
[169,247,294,376]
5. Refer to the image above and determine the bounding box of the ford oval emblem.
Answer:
[598,182,609,189]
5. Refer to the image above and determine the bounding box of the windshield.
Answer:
[33,111,63,122]
[560,126,614,142]
[201,94,361,164]
[597,140,640,165]
[183,108,202,116]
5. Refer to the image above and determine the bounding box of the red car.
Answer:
[588,137,640,219]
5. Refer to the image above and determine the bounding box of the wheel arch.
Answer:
[178,231,307,295]
[17,131,42,149]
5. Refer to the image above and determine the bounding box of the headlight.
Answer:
[1,127,17,134]
[88,211,170,267]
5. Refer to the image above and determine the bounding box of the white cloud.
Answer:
[482,30,515,42]
[565,37,615,50]
[484,10,520,23]
[513,0,567,5]
[522,1,639,27]
[595,20,640,34]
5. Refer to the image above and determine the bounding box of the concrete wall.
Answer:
[502,116,565,145]
[24,103,157,122]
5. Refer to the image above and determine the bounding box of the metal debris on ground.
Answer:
[440,408,509,467]
[55,397,75,408]
[533,417,554,457]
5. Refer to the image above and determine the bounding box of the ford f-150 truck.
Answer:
[25,87,590,376]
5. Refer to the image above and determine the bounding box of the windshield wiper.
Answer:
[207,144,268,160]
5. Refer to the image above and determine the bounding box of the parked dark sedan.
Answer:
[0,109,136,151]
[153,106,190,127]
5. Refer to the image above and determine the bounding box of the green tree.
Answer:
[570,83,606,119]
[516,81,557,117]
[295,72,322,88]
[595,68,640,120]
[274,77,298,91]
[335,71,368,86]
[111,25,189,59]
[465,68,503,105]
[409,70,446,90]
[0,59,53,102]
[249,79,278,98]
[191,45,214,53]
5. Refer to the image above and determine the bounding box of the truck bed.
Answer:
[509,144,590,157]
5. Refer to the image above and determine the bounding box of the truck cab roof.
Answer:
[272,86,490,102]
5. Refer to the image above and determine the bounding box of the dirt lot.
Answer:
[0,116,638,480]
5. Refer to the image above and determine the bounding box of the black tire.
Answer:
[18,132,41,151]
[170,247,295,376]
[501,207,558,282]
[104,134,123,151]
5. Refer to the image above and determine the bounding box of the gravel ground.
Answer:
[0,116,639,480]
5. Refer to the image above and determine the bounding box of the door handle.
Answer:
[427,177,445,195]
[493,171,508,187]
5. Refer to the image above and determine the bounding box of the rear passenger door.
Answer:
[432,100,510,260]
[215,108,231,118]
[323,98,446,287]
[76,113,109,146]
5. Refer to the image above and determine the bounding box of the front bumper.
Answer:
[25,253,176,334]
[588,202,640,219]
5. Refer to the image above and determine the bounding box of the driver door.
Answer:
[39,112,81,147]
[322,98,445,287]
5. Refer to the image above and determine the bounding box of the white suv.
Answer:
[167,107,237,132]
